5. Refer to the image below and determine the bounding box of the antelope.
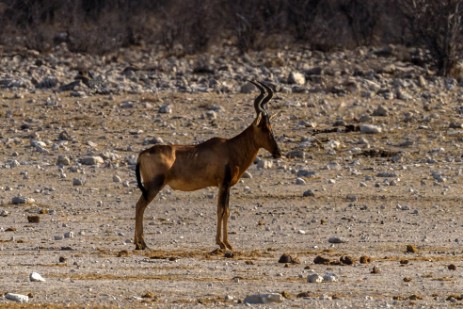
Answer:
[134,80,282,250]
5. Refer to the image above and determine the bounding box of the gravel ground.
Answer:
[1,46,463,307]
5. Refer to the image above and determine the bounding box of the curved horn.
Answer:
[257,81,273,111]
[248,80,266,115]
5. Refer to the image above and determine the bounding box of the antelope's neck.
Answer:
[227,125,260,173]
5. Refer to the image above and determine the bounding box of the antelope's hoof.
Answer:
[224,242,234,251]
[217,241,226,250]
[135,242,147,250]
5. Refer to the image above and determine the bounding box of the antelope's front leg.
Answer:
[216,180,232,250]
[222,203,233,250]
[216,203,226,249]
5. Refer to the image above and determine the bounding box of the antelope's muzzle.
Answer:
[272,147,282,159]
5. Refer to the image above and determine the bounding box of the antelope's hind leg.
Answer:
[134,176,165,250]
[216,165,233,250]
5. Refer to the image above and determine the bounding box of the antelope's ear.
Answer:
[254,113,263,126]
[269,111,281,121]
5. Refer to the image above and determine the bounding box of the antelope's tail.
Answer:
[135,162,148,200]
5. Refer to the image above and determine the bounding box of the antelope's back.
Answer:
[167,138,229,191]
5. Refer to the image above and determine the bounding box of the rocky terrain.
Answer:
[1,44,463,307]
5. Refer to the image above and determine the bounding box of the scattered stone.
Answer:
[295,177,306,185]
[328,236,348,244]
[340,256,355,265]
[115,249,129,257]
[303,189,315,197]
[64,232,74,239]
[313,256,331,265]
[57,155,71,166]
[296,170,317,177]
[400,259,409,265]
[30,271,46,282]
[448,264,457,271]
[278,253,300,264]
[406,244,418,253]
[297,291,311,298]
[323,273,338,282]
[5,293,29,303]
[159,104,172,114]
[205,110,217,120]
[372,105,388,116]
[121,101,134,108]
[72,178,85,186]
[376,172,397,177]
[143,136,164,145]
[113,175,122,183]
[397,88,413,100]
[360,124,382,134]
[396,204,410,211]
[403,277,412,282]
[27,215,40,223]
[359,256,371,264]
[0,210,9,217]
[241,171,252,178]
[371,266,381,274]
[307,273,324,283]
[12,196,35,205]
[256,158,272,169]
[288,71,306,85]
[243,293,284,304]
[79,156,104,165]
[286,150,306,159]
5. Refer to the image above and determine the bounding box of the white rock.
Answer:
[307,273,324,283]
[360,124,382,134]
[323,273,338,282]
[288,71,306,85]
[113,175,122,183]
[31,140,47,148]
[80,156,104,165]
[30,271,46,282]
[57,155,71,166]
[256,158,273,169]
[241,171,252,178]
[205,110,217,120]
[396,204,410,211]
[325,140,341,150]
[243,293,283,304]
[159,104,172,114]
[295,177,306,185]
[5,293,29,303]
[12,196,35,205]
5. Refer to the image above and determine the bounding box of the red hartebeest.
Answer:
[134,80,281,250]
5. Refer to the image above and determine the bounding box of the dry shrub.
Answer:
[0,0,461,74]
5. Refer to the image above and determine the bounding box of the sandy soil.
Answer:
[1,89,463,308]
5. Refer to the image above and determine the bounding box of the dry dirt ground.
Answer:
[1,88,463,308]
